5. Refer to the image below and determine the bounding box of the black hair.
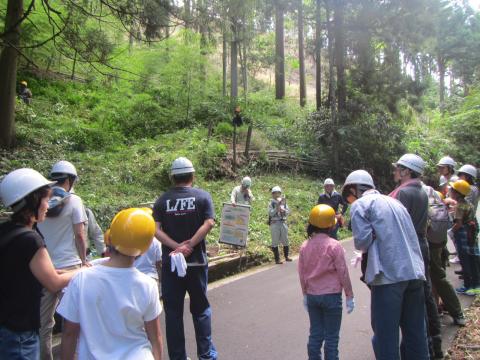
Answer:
[50,174,76,192]
[341,185,355,201]
[307,224,330,237]
[410,171,420,179]
[459,173,474,185]
[11,186,51,225]
[172,172,194,185]
[398,165,420,178]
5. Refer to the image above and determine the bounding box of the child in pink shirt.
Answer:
[298,204,354,360]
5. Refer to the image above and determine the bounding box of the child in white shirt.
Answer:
[58,208,163,360]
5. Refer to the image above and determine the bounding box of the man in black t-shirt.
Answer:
[153,157,217,360]
[317,178,348,239]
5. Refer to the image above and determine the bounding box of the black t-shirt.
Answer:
[0,221,45,332]
[232,114,243,127]
[153,186,215,265]
[317,192,348,215]
[397,183,429,237]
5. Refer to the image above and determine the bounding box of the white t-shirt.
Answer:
[134,238,162,280]
[38,193,87,268]
[57,265,162,360]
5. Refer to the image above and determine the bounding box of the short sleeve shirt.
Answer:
[38,193,87,268]
[0,222,45,332]
[153,186,214,264]
[454,200,475,224]
[134,238,162,279]
[57,266,161,360]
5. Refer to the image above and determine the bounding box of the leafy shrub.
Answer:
[61,124,123,151]
[197,141,227,179]
[215,121,234,137]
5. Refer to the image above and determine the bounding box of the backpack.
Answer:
[46,187,71,217]
[425,187,449,245]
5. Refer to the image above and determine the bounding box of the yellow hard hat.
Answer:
[20,80,27,86]
[435,191,445,200]
[309,204,337,229]
[449,180,471,196]
[109,208,155,256]
[104,228,111,245]
[140,207,153,216]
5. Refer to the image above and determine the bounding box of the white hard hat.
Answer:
[450,175,459,182]
[50,160,77,179]
[393,153,425,175]
[0,168,55,208]
[458,164,477,179]
[437,156,456,168]
[439,175,448,187]
[171,157,195,175]
[342,170,375,190]
[271,186,282,193]
[241,176,252,187]
[324,178,335,186]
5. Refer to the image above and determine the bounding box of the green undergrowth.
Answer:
[2,96,352,260]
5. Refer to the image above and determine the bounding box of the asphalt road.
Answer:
[176,238,475,360]
[52,238,475,359]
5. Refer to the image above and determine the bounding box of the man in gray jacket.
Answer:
[343,169,429,360]
[390,154,444,359]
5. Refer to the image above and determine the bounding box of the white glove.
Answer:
[447,228,454,239]
[303,295,308,312]
[346,297,355,314]
[350,251,362,268]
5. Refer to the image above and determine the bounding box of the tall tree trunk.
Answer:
[198,0,207,92]
[326,0,338,175]
[298,0,306,107]
[222,29,228,98]
[185,0,191,29]
[437,54,445,111]
[129,24,135,53]
[463,76,469,97]
[449,68,455,96]
[239,40,248,100]
[0,0,23,148]
[326,0,335,108]
[334,0,346,115]
[230,22,238,101]
[275,0,285,100]
[315,0,322,110]
[71,50,78,80]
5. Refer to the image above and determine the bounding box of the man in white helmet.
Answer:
[343,169,428,359]
[153,157,217,360]
[317,178,348,239]
[230,176,254,206]
[458,164,479,212]
[437,156,458,184]
[37,160,88,360]
[390,154,445,358]
[268,186,291,263]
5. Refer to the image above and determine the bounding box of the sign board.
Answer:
[219,203,251,247]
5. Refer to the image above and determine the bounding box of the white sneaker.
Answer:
[449,256,460,264]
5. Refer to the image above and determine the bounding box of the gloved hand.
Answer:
[346,297,355,314]
[303,295,308,312]
[350,251,362,268]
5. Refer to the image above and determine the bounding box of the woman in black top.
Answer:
[0,168,77,360]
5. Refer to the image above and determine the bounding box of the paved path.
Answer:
[175,238,474,360]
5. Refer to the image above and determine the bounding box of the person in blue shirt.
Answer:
[342,169,429,360]
[153,157,217,360]
[317,178,348,239]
